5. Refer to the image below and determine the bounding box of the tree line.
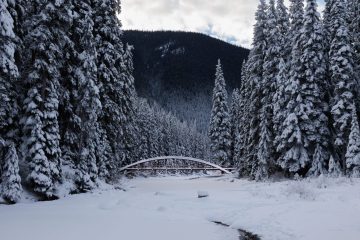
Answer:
[209,0,360,180]
[0,0,209,204]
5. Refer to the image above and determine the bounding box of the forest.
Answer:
[0,0,359,206]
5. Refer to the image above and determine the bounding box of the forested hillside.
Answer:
[123,31,249,132]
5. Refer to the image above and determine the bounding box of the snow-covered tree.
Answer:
[244,0,267,178]
[69,0,102,190]
[208,60,231,166]
[328,155,342,177]
[93,0,136,168]
[346,107,360,177]
[300,0,330,176]
[234,61,250,174]
[329,0,357,171]
[276,0,311,174]
[0,0,19,147]
[21,0,69,198]
[0,141,22,203]
[229,88,240,166]
[256,0,279,180]
[347,0,360,114]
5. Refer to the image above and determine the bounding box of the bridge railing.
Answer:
[119,156,233,174]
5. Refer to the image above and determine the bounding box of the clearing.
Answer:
[0,175,359,240]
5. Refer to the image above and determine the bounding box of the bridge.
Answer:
[119,156,234,174]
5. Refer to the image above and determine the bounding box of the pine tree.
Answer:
[276,0,290,59]
[329,0,357,171]
[273,0,290,154]
[93,0,136,169]
[256,0,279,180]
[244,0,267,178]
[347,0,360,114]
[208,60,231,166]
[234,61,250,175]
[21,0,69,197]
[0,0,19,150]
[300,0,330,176]
[276,0,311,174]
[229,88,240,167]
[117,44,137,166]
[1,142,22,204]
[69,0,102,190]
[346,107,360,177]
[328,155,342,177]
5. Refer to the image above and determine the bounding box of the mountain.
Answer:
[123,30,250,133]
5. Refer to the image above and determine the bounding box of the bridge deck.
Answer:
[124,168,236,171]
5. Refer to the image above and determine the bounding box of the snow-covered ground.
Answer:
[1,175,360,240]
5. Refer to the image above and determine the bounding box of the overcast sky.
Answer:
[121,0,325,48]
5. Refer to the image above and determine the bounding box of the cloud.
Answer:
[121,0,325,48]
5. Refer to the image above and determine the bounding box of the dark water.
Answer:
[212,221,261,240]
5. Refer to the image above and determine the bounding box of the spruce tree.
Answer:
[328,155,342,177]
[329,0,357,171]
[93,0,136,168]
[346,107,360,177]
[244,0,267,178]
[0,0,19,150]
[21,0,68,197]
[1,142,22,204]
[276,0,310,174]
[70,0,102,190]
[208,60,231,166]
[229,88,240,167]
[234,61,250,174]
[273,0,290,154]
[347,0,360,114]
[256,0,279,180]
[300,0,330,176]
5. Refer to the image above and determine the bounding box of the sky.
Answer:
[121,0,325,48]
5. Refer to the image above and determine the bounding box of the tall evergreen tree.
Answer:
[346,107,360,177]
[21,0,69,197]
[276,0,310,174]
[256,0,279,180]
[244,0,267,178]
[208,60,231,166]
[300,0,330,176]
[93,0,136,169]
[347,0,360,115]
[69,0,102,190]
[273,1,290,166]
[0,0,19,149]
[329,0,357,172]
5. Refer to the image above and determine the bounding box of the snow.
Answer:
[1,176,360,240]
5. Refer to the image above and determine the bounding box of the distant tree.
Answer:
[229,88,240,167]
[328,155,342,177]
[234,61,250,175]
[208,60,231,166]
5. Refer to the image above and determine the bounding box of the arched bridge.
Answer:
[119,156,233,174]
